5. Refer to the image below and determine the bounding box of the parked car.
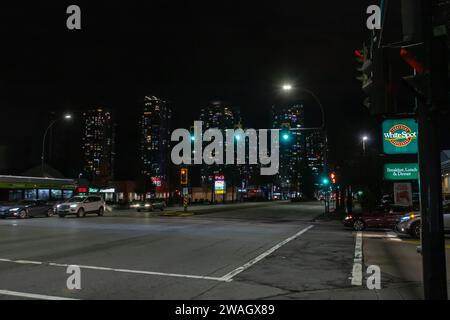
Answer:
[56,196,105,218]
[0,200,55,219]
[133,200,166,212]
[343,204,413,231]
[396,203,450,239]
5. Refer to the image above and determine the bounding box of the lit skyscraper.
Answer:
[82,108,115,185]
[198,101,241,197]
[272,104,305,198]
[140,96,172,196]
[199,101,240,132]
[304,131,325,190]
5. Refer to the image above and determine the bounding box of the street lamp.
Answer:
[41,113,73,177]
[362,135,369,155]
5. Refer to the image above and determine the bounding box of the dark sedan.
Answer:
[343,205,413,231]
[0,200,55,219]
[131,200,166,212]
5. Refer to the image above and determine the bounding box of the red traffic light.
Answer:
[180,168,188,185]
[330,172,337,184]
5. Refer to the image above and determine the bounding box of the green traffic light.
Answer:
[322,178,330,185]
[282,134,290,141]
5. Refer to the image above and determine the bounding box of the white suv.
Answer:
[57,196,106,218]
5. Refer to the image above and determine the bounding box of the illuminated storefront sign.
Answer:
[151,177,162,187]
[382,119,418,154]
[384,163,419,180]
[214,175,225,181]
[215,180,225,195]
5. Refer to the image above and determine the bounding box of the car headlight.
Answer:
[400,213,416,223]
[145,204,151,207]
[344,215,353,221]
[57,204,61,208]
[9,208,20,212]
[70,204,78,208]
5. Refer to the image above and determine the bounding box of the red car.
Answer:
[343,205,414,231]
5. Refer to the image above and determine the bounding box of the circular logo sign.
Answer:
[385,124,417,148]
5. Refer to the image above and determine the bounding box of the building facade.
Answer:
[304,130,326,191]
[140,96,172,198]
[272,104,305,198]
[198,101,241,201]
[81,108,115,186]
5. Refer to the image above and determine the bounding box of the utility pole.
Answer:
[417,0,448,300]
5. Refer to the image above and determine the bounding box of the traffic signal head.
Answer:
[281,131,291,142]
[322,178,330,185]
[180,168,188,185]
[330,172,336,184]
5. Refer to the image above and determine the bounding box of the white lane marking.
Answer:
[15,260,43,265]
[0,258,228,282]
[385,231,402,241]
[0,289,78,300]
[221,225,314,281]
[351,231,363,286]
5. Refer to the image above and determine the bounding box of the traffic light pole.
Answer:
[417,0,448,300]
[323,129,330,214]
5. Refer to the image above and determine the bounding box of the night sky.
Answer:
[0,1,376,179]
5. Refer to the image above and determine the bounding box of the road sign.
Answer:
[384,163,419,180]
[382,118,418,154]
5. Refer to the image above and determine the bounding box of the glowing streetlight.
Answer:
[362,135,369,155]
[282,84,293,91]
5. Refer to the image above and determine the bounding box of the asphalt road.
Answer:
[1,201,446,300]
[0,201,362,300]
[363,230,450,299]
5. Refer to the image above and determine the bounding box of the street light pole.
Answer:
[362,136,369,156]
[41,114,72,177]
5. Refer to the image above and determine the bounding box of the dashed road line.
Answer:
[0,225,316,285]
[0,258,229,282]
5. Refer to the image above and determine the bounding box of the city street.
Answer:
[1,201,449,300]
[0,201,356,300]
